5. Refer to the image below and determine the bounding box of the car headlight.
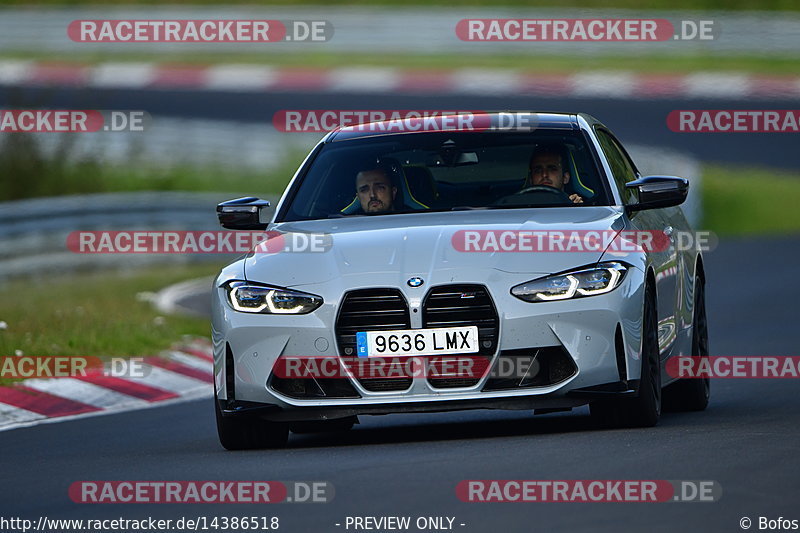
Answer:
[511,262,628,302]
[223,281,322,314]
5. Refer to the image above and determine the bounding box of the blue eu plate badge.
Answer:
[356,331,368,357]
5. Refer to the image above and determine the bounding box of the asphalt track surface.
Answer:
[3,85,798,531]
[2,86,799,171]
[2,235,799,533]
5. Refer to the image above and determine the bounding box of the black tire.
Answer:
[215,396,289,450]
[591,285,661,428]
[289,416,358,434]
[663,276,710,412]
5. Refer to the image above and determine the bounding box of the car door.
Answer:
[594,127,680,360]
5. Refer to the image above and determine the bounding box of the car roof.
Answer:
[327,112,602,142]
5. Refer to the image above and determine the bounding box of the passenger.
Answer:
[526,145,584,204]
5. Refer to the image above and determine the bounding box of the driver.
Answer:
[525,145,583,204]
[354,166,397,214]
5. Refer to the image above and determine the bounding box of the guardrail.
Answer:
[0,192,278,280]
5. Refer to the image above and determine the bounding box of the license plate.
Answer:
[356,326,479,358]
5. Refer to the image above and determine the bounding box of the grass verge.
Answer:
[701,164,800,235]
[2,51,799,76]
[0,133,305,201]
[0,162,297,202]
[0,263,224,367]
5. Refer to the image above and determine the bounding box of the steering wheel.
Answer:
[515,185,570,200]
[491,185,571,206]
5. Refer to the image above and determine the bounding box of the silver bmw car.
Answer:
[211,112,709,449]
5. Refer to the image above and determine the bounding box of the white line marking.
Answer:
[683,73,752,98]
[0,337,215,433]
[89,62,156,88]
[0,389,211,433]
[0,401,45,429]
[451,69,524,95]
[571,71,637,98]
[328,67,399,92]
[206,64,277,90]
[166,350,214,373]
[0,60,33,85]
[139,365,211,394]
[23,378,148,409]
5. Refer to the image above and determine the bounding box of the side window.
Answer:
[595,129,637,204]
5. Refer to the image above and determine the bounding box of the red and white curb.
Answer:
[0,337,214,432]
[1,60,799,99]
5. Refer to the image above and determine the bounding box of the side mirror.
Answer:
[625,176,688,212]
[216,197,271,230]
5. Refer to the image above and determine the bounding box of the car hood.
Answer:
[244,207,627,287]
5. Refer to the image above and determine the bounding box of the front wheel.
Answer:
[289,416,358,434]
[663,275,710,411]
[215,396,289,450]
[591,285,661,428]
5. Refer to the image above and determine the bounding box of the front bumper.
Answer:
[212,268,646,422]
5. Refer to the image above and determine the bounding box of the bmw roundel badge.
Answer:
[407,277,424,288]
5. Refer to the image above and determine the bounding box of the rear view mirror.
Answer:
[426,139,479,167]
[456,152,479,165]
[425,151,479,167]
[216,197,271,230]
[625,176,688,212]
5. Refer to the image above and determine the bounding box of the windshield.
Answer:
[278,130,610,222]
